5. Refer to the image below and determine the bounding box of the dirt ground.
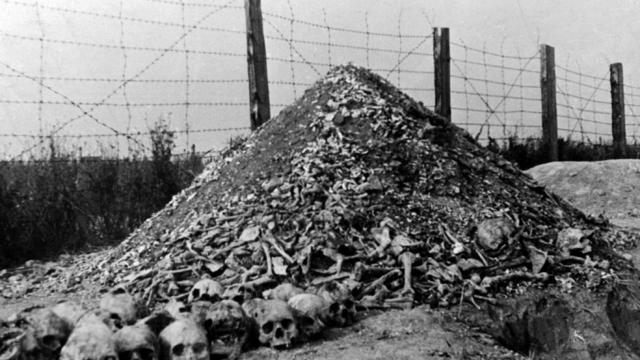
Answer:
[526,159,640,229]
[5,159,640,359]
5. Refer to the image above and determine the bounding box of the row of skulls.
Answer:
[0,278,357,360]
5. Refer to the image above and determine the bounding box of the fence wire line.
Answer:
[1,0,246,35]
[555,70,609,137]
[261,10,428,39]
[5,0,237,160]
[451,47,540,139]
[263,17,321,76]
[118,0,133,150]
[0,126,250,138]
[35,0,44,139]
[3,0,639,158]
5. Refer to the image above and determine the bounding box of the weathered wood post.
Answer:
[610,63,626,158]
[433,27,451,121]
[244,0,270,130]
[540,44,558,162]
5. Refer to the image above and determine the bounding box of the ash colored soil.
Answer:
[526,159,640,229]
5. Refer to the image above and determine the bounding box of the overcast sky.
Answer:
[1,0,639,158]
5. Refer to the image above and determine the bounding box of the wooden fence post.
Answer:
[244,0,270,130]
[610,62,626,158]
[433,27,451,121]
[540,44,558,162]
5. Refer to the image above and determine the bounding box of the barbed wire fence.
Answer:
[0,0,638,163]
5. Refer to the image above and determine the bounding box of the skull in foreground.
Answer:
[287,294,328,338]
[316,282,357,326]
[244,299,298,349]
[60,313,117,360]
[264,283,304,302]
[159,319,209,360]
[114,325,159,360]
[188,279,224,304]
[203,300,249,359]
[99,286,138,330]
[19,307,71,360]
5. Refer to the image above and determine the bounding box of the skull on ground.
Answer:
[50,301,86,333]
[188,279,224,304]
[264,283,304,302]
[99,286,138,330]
[164,299,190,320]
[287,294,328,338]
[202,300,249,359]
[114,325,159,360]
[188,301,214,326]
[60,313,117,360]
[158,319,209,360]
[244,299,298,349]
[222,284,256,305]
[316,282,357,326]
[19,307,71,360]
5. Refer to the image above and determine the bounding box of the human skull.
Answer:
[158,319,209,360]
[244,299,298,349]
[99,286,138,330]
[287,294,328,338]
[188,279,224,304]
[188,301,214,326]
[60,313,117,360]
[137,312,176,337]
[113,325,159,360]
[203,300,249,359]
[264,283,304,302]
[19,307,72,360]
[164,299,190,320]
[50,301,86,332]
[222,284,256,305]
[316,282,357,326]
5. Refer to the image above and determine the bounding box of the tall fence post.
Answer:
[610,63,626,158]
[540,44,558,162]
[244,0,270,130]
[433,27,451,121]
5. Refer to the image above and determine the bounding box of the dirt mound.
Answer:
[527,160,640,229]
[5,65,634,312]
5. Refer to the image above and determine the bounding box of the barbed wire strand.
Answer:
[180,0,191,150]
[35,0,44,149]
[8,0,237,160]
[0,61,149,156]
[517,47,524,135]
[322,8,332,68]
[118,0,133,156]
[384,35,431,78]
[364,11,370,68]
[263,18,321,76]
[396,9,403,88]
[500,40,507,138]
[483,43,491,139]
[1,0,246,36]
[286,0,297,98]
